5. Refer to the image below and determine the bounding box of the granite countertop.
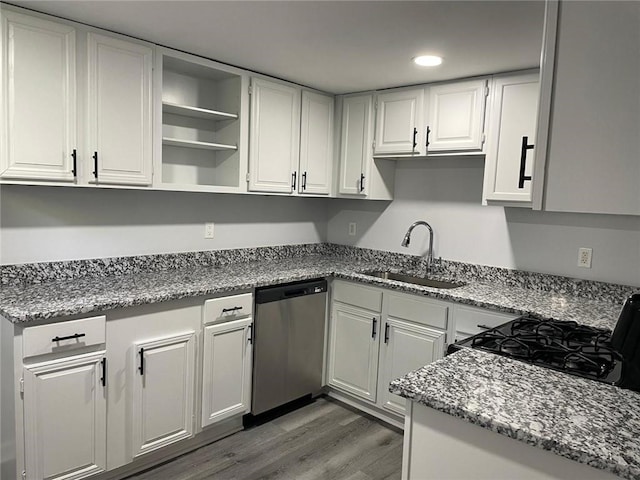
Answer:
[390,348,640,480]
[0,253,627,326]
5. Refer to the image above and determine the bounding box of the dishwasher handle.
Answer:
[255,278,327,304]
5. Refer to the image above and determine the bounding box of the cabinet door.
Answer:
[327,302,380,402]
[248,78,300,193]
[378,318,445,416]
[132,332,195,458]
[1,11,76,182]
[201,318,252,427]
[87,33,153,185]
[483,73,539,205]
[338,94,373,195]
[299,91,333,195]
[374,88,425,155]
[427,78,487,152]
[23,352,106,480]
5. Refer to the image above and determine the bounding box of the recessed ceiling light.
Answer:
[413,55,443,67]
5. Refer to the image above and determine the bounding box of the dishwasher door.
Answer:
[252,279,327,416]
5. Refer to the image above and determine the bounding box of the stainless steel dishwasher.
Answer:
[251,278,327,417]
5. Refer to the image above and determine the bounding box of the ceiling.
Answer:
[7,1,546,94]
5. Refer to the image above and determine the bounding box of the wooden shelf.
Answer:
[162,137,237,151]
[162,102,238,121]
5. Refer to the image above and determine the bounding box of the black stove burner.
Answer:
[450,316,624,386]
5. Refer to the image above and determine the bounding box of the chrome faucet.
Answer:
[401,221,434,272]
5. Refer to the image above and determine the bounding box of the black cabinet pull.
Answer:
[384,323,390,343]
[138,348,145,375]
[100,358,107,387]
[359,173,365,192]
[412,127,418,150]
[291,171,297,190]
[371,318,377,339]
[477,324,492,330]
[425,126,431,148]
[248,324,253,344]
[302,171,307,190]
[518,136,534,188]
[222,306,243,313]
[71,149,78,177]
[52,333,85,343]
[92,151,99,179]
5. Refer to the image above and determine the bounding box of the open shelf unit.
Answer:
[155,49,249,191]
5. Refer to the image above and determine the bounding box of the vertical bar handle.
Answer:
[371,318,377,339]
[518,136,534,188]
[291,171,297,190]
[100,358,107,387]
[425,126,431,148]
[359,173,365,192]
[138,348,145,375]
[412,127,418,150]
[71,149,78,177]
[302,172,307,190]
[384,323,390,344]
[92,151,99,179]
[248,324,253,344]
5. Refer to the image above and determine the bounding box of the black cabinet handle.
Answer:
[138,348,145,375]
[384,323,390,344]
[52,333,85,343]
[477,324,492,330]
[71,149,77,177]
[425,126,431,148]
[100,358,107,387]
[248,324,253,344]
[92,151,98,179]
[291,171,297,190]
[372,318,377,339]
[412,127,418,150]
[518,136,534,188]
[359,173,365,192]
[302,171,307,190]
[222,306,243,313]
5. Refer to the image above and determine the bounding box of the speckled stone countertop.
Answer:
[0,244,634,325]
[390,348,640,480]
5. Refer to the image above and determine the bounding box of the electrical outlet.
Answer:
[348,222,357,236]
[577,247,592,268]
[204,223,215,239]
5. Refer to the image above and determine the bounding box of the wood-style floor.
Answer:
[127,396,403,480]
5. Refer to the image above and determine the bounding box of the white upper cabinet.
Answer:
[538,1,640,215]
[299,90,333,195]
[374,88,425,156]
[338,94,372,196]
[427,78,488,152]
[483,71,539,206]
[0,10,77,182]
[87,33,153,186]
[155,49,248,193]
[248,77,300,193]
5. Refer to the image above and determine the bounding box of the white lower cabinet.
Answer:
[201,317,252,427]
[131,331,196,458]
[327,281,449,419]
[23,352,107,480]
[378,319,444,416]
[327,302,381,402]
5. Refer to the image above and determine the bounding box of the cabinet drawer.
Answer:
[204,293,253,324]
[454,305,518,337]
[332,280,383,312]
[22,315,106,359]
[387,293,448,330]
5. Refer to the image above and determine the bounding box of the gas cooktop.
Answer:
[449,316,624,386]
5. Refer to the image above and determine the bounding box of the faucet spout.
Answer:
[401,220,434,271]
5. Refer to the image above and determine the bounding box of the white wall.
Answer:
[0,185,328,264]
[327,158,640,286]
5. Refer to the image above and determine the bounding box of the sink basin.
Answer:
[362,271,464,289]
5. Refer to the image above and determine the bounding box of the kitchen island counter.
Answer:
[391,347,640,480]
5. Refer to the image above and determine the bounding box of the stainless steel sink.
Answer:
[362,271,464,289]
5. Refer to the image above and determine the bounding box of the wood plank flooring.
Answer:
[127,396,403,480]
